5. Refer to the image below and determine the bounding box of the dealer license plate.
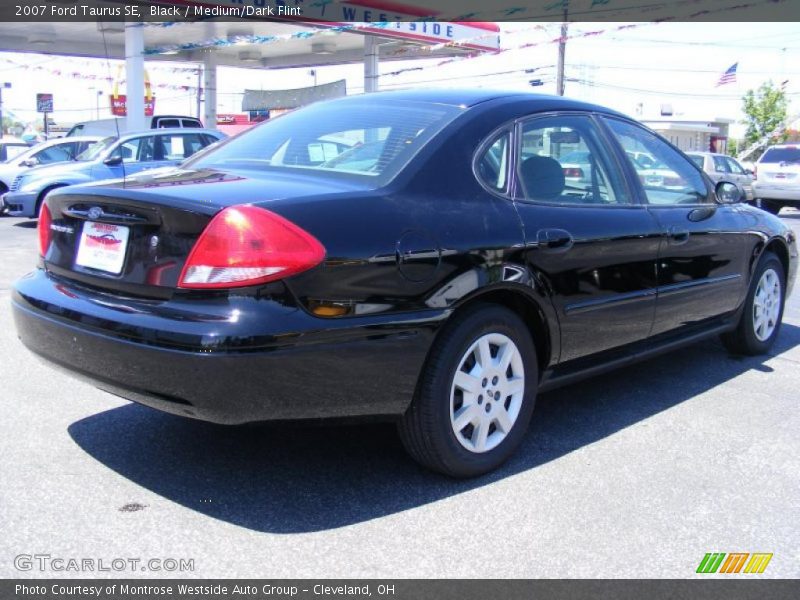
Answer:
[75,222,130,275]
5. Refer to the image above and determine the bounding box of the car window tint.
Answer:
[34,145,72,164]
[517,115,628,205]
[688,155,704,168]
[713,155,730,173]
[760,146,800,163]
[157,119,180,128]
[158,133,208,160]
[725,157,745,174]
[180,119,202,128]
[476,132,510,192]
[188,99,461,182]
[604,118,709,205]
[112,138,142,163]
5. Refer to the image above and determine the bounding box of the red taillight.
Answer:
[38,202,52,258]
[178,205,325,289]
[563,167,584,178]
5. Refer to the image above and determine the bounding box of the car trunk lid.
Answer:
[40,167,365,298]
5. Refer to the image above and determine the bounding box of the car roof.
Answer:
[331,88,629,116]
[118,128,223,139]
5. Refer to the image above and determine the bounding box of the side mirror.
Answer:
[716,181,742,204]
[20,158,39,167]
[745,169,755,176]
[103,155,122,166]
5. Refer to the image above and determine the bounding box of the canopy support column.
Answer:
[124,23,146,132]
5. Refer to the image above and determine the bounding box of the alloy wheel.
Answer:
[449,333,525,453]
[753,267,781,342]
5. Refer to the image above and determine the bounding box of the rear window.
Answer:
[760,147,800,163]
[187,98,463,183]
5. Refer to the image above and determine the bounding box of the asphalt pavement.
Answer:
[1,210,798,578]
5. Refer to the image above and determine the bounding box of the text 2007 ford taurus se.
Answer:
[12,90,797,477]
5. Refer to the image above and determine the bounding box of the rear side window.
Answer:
[157,119,181,129]
[157,133,209,160]
[516,114,628,205]
[476,132,510,193]
[181,119,202,128]
[760,147,800,163]
[604,118,709,205]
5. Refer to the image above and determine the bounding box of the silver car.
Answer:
[686,151,754,202]
[751,144,800,214]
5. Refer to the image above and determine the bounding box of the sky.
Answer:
[0,21,797,139]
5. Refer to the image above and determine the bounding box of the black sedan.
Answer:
[12,90,797,477]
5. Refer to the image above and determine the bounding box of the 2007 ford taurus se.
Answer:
[12,90,797,477]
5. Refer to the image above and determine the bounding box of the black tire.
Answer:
[759,199,783,215]
[721,252,785,355]
[398,303,538,478]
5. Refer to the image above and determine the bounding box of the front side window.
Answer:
[476,132,510,193]
[109,137,148,163]
[187,98,462,183]
[604,118,709,205]
[687,154,704,169]
[76,136,116,161]
[713,155,730,173]
[725,157,745,174]
[33,145,72,164]
[516,115,628,205]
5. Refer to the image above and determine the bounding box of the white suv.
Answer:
[753,144,800,214]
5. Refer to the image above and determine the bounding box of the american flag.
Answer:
[716,63,738,87]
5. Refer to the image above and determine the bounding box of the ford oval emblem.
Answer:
[88,206,102,220]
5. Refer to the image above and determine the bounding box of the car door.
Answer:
[601,117,751,336]
[725,156,753,200]
[511,113,662,363]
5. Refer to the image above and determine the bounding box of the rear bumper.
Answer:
[12,269,443,424]
[4,191,38,217]
[753,182,800,202]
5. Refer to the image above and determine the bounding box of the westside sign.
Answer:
[131,1,501,51]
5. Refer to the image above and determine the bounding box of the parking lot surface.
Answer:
[1,211,798,578]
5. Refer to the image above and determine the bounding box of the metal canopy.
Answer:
[0,19,498,69]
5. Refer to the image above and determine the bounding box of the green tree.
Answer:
[742,81,788,148]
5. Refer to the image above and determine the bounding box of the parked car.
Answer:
[65,115,205,137]
[686,151,754,203]
[0,136,103,195]
[3,128,225,217]
[0,137,29,162]
[752,144,800,214]
[12,90,796,477]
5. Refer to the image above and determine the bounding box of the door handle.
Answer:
[536,228,574,253]
[668,226,690,245]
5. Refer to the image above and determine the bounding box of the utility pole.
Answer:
[556,4,568,96]
[195,66,203,120]
[0,82,10,135]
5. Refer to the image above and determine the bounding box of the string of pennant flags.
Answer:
[0,0,787,93]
